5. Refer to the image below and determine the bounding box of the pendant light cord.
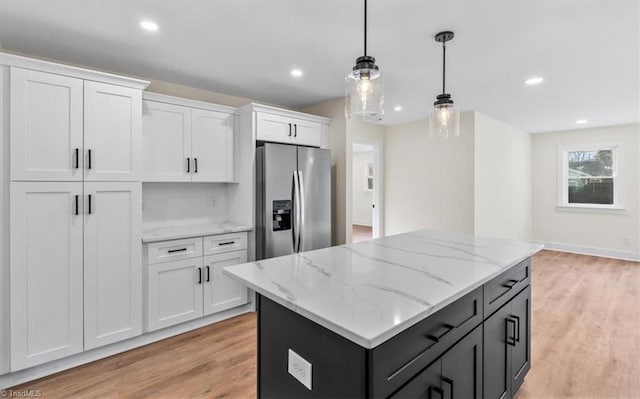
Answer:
[364,0,368,56]
[442,41,446,94]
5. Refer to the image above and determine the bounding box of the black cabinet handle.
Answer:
[288,123,292,137]
[294,124,297,137]
[506,318,517,346]
[429,386,444,399]
[167,248,187,253]
[218,241,236,246]
[442,377,454,399]
[74,195,79,215]
[194,158,198,173]
[87,149,92,169]
[197,267,202,284]
[511,315,520,342]
[502,279,518,289]
[88,194,92,214]
[186,157,190,173]
[427,323,455,343]
[206,266,210,282]
[74,148,79,169]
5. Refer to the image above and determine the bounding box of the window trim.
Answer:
[556,142,624,210]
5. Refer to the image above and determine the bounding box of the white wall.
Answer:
[384,112,476,236]
[352,150,374,226]
[474,112,532,241]
[532,124,640,259]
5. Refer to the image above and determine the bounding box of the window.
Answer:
[558,143,623,209]
[364,163,374,191]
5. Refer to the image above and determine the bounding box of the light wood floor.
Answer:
[12,251,640,398]
[352,224,373,242]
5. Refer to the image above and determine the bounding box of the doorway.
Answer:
[351,137,383,242]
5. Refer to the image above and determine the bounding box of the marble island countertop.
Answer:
[142,222,252,243]
[223,229,543,349]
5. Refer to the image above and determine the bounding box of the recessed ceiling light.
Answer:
[524,77,544,86]
[290,69,303,77]
[576,119,588,124]
[394,106,402,112]
[140,20,159,32]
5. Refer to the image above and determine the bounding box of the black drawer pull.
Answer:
[88,194,92,214]
[294,124,297,137]
[218,241,236,246]
[194,158,198,173]
[74,195,79,215]
[502,279,518,289]
[506,317,517,346]
[288,123,292,137]
[197,267,202,284]
[186,157,190,173]
[511,314,520,342]
[426,323,455,343]
[167,248,188,253]
[206,266,210,282]
[429,385,444,399]
[87,149,92,169]
[74,148,79,169]
[442,376,454,399]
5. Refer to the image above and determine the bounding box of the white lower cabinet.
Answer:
[145,233,249,332]
[9,181,143,370]
[203,251,248,316]
[10,182,84,371]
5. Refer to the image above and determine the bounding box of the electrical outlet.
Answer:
[288,349,312,390]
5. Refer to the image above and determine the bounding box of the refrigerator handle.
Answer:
[297,170,305,252]
[292,171,299,252]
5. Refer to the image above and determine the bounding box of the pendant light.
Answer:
[345,0,384,121]
[429,31,460,139]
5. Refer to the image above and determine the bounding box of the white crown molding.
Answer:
[239,102,331,124]
[143,92,239,114]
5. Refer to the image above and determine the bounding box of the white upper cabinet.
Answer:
[10,68,84,181]
[243,104,330,149]
[191,108,234,182]
[10,182,84,371]
[142,94,236,183]
[83,182,142,350]
[142,101,192,182]
[84,81,142,181]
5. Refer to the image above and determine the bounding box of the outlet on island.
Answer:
[288,349,312,390]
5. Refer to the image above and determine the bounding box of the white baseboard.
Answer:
[0,303,254,389]
[537,241,640,262]
[352,220,372,227]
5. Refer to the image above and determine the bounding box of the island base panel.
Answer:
[257,295,368,398]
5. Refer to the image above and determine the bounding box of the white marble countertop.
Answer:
[223,229,543,349]
[142,222,252,243]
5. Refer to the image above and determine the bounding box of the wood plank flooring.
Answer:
[11,250,640,398]
[352,224,373,242]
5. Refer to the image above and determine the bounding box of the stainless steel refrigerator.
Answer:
[256,143,331,260]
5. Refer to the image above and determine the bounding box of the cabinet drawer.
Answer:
[483,258,530,318]
[203,232,247,255]
[147,237,203,264]
[370,287,483,398]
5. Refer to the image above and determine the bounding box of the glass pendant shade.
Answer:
[428,102,460,139]
[345,61,384,121]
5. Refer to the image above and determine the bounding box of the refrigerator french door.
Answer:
[256,143,331,260]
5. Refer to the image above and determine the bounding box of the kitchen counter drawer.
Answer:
[369,286,483,398]
[147,237,203,265]
[483,257,530,318]
[203,232,247,255]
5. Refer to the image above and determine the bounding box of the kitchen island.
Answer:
[224,230,543,398]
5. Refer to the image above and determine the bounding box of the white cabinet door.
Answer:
[256,112,294,144]
[203,251,248,316]
[10,68,83,181]
[191,108,234,182]
[83,182,142,349]
[10,182,84,371]
[291,118,322,147]
[142,100,192,182]
[84,81,142,181]
[147,258,204,331]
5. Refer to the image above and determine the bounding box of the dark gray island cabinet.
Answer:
[224,230,542,399]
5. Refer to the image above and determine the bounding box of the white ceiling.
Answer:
[0,1,638,132]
